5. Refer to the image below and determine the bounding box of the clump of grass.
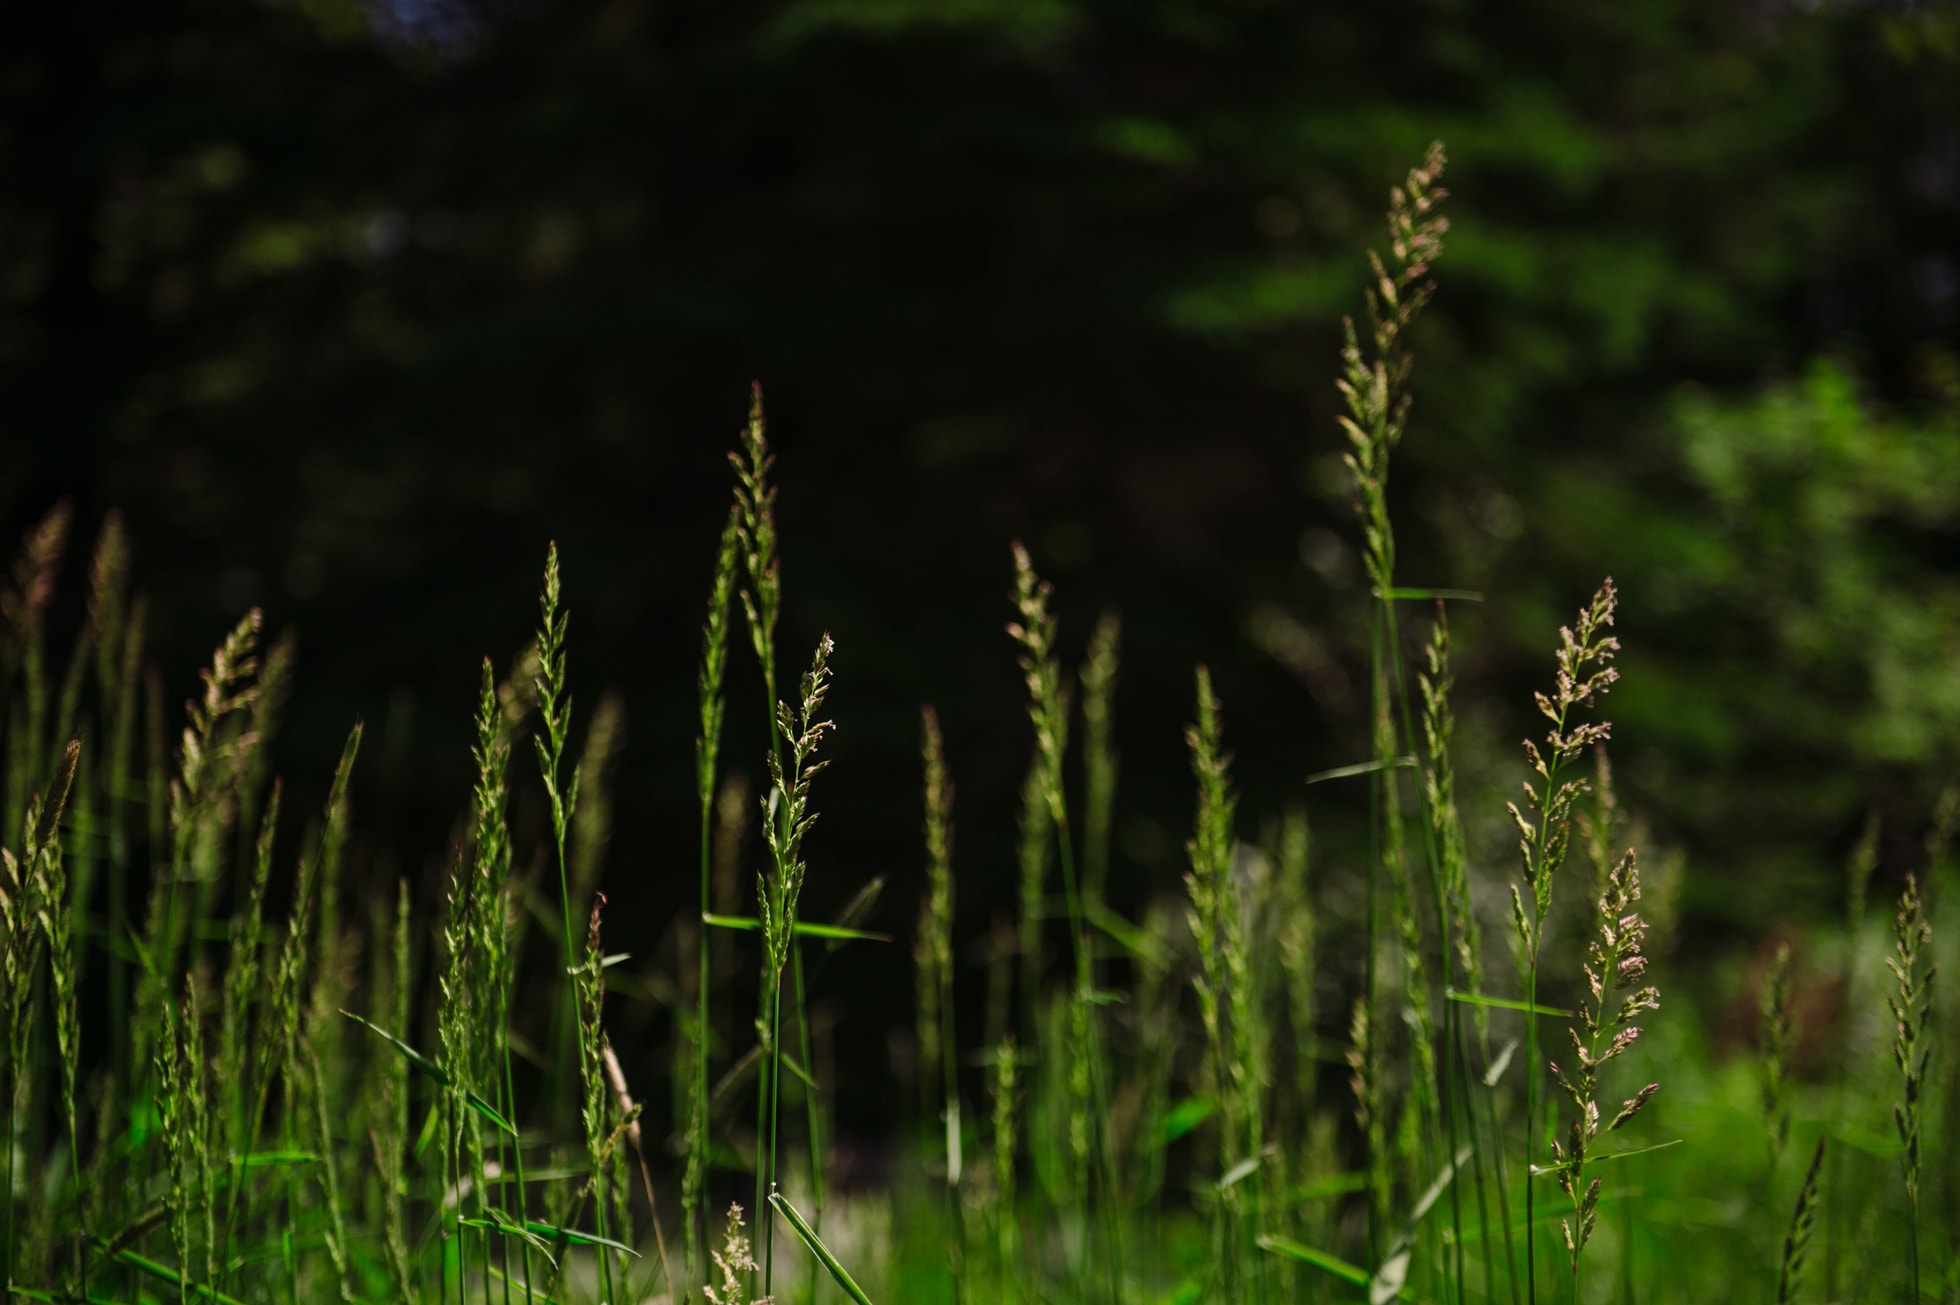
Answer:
[4,140,1958,1305]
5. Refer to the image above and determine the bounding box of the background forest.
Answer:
[3,1,1960,1302]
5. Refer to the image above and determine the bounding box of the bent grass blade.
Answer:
[342,1010,517,1135]
[770,1190,875,1305]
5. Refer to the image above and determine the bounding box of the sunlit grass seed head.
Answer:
[1508,578,1621,951]
[1548,846,1660,1266]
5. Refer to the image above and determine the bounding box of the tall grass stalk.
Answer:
[689,504,740,1288]
[1506,580,1620,1303]
[3,737,79,1296]
[758,634,836,1299]
[1336,141,1450,1264]
[1007,543,1121,1302]
[467,654,534,1305]
[729,383,794,1285]
[576,897,620,1305]
[917,705,964,1293]
[1182,666,1260,1301]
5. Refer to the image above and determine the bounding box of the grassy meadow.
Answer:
[0,146,1954,1305]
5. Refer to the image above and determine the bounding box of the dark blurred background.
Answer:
[5,0,1959,1135]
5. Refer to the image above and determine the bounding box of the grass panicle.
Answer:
[703,1204,758,1305]
[1080,612,1120,915]
[1777,1136,1826,1305]
[1885,871,1935,1300]
[1546,847,1660,1280]
[1762,941,1794,1174]
[758,632,836,1297]
[1508,577,1620,1301]
[1183,666,1259,1298]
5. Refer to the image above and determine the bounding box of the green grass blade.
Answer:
[1445,988,1573,1018]
[1375,587,1486,602]
[1161,1095,1216,1143]
[1528,1139,1682,1176]
[702,912,890,942]
[1256,1234,1370,1286]
[341,1010,518,1135]
[94,1243,251,1305]
[1305,756,1418,784]
[769,1191,874,1305]
[519,1216,639,1256]
[461,1210,559,1267]
[489,1265,565,1305]
[234,1150,320,1168]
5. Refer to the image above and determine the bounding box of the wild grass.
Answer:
[0,141,1950,1305]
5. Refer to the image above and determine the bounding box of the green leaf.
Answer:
[487,1265,565,1305]
[94,1243,251,1305]
[342,1010,517,1135]
[1217,1148,1269,1191]
[1530,1138,1682,1176]
[1293,1171,1369,1201]
[770,1191,875,1305]
[524,1217,639,1255]
[1483,1038,1519,1087]
[701,913,890,942]
[461,1211,558,1268]
[1162,1095,1216,1143]
[1256,1234,1370,1285]
[1306,756,1418,784]
[1445,987,1572,1018]
[1087,902,1167,969]
[235,1150,320,1168]
[1376,586,1486,602]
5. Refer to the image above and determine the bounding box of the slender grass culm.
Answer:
[1334,142,1450,1264]
[687,503,740,1292]
[729,384,786,1287]
[916,705,965,1294]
